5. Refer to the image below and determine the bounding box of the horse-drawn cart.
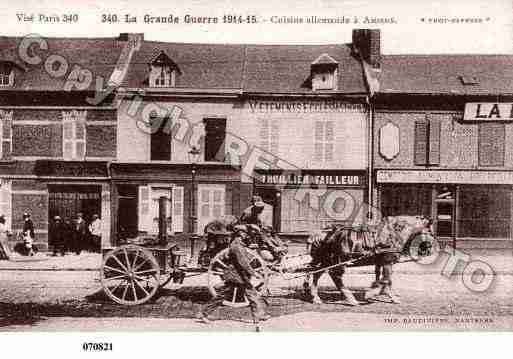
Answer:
[100,212,438,307]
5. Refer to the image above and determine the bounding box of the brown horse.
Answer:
[305,215,436,306]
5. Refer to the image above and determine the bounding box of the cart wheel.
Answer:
[101,245,161,305]
[207,247,269,308]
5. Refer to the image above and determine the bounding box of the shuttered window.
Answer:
[414,116,441,166]
[138,186,150,232]
[172,186,184,232]
[0,111,12,160]
[197,184,225,234]
[479,123,505,166]
[0,180,12,230]
[259,118,279,155]
[428,117,441,165]
[314,120,334,164]
[414,120,428,165]
[62,111,86,160]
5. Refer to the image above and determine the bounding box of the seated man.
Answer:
[239,195,266,227]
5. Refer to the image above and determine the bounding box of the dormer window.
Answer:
[0,63,14,87]
[149,51,180,88]
[311,53,338,91]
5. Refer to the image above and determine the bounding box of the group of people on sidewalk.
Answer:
[0,211,102,260]
[49,213,102,256]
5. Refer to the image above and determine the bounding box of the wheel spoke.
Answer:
[135,268,158,275]
[210,271,224,275]
[103,265,127,275]
[215,259,228,268]
[131,281,138,301]
[121,281,129,301]
[132,250,140,270]
[109,278,125,294]
[104,274,126,282]
[133,257,148,272]
[111,254,128,272]
[133,278,150,297]
[232,287,238,302]
[123,248,131,271]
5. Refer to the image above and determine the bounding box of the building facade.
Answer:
[3,29,511,251]
[371,53,513,245]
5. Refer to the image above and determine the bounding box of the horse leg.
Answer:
[329,269,359,306]
[310,272,323,304]
[370,265,382,288]
[302,274,312,297]
[378,263,400,304]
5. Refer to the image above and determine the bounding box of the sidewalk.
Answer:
[0,252,100,271]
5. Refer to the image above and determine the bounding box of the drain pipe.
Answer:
[366,95,375,222]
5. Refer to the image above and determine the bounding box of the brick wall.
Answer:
[374,110,513,170]
[10,108,116,159]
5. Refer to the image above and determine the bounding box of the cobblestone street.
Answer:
[1,250,512,330]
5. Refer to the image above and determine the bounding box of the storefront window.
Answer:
[381,184,431,218]
[458,186,510,239]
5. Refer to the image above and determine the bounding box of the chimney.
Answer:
[118,33,144,44]
[352,29,381,69]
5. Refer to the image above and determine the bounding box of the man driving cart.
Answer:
[240,196,287,262]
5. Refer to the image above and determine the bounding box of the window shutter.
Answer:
[259,118,270,152]
[0,180,11,230]
[428,117,441,165]
[270,120,279,155]
[62,121,74,160]
[414,121,429,165]
[324,121,334,162]
[172,186,183,232]
[479,123,505,166]
[138,186,150,232]
[1,117,12,159]
[314,121,324,162]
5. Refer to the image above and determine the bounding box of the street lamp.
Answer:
[188,145,201,260]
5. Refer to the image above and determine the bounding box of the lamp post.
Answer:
[188,145,201,260]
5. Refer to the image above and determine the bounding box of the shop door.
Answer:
[256,188,279,230]
[48,185,101,224]
[197,184,225,233]
[433,186,456,238]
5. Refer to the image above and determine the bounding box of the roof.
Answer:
[0,36,125,92]
[379,54,513,95]
[122,41,365,93]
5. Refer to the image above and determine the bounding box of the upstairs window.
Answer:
[0,63,14,87]
[259,118,279,155]
[62,110,86,160]
[149,51,180,88]
[204,118,226,162]
[150,112,172,161]
[314,120,334,163]
[413,115,441,166]
[150,65,175,87]
[479,122,505,167]
[311,53,338,91]
[0,110,13,160]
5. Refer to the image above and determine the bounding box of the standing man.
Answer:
[88,214,102,253]
[50,216,66,256]
[73,212,87,255]
[197,226,270,323]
